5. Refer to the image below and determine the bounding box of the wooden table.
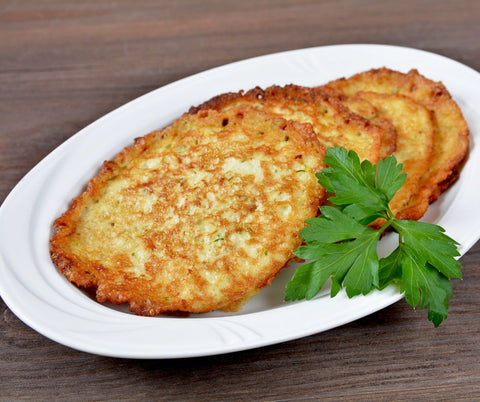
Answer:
[1,1,479,399]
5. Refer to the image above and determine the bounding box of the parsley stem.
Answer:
[378,220,392,237]
[397,225,403,245]
[385,206,395,221]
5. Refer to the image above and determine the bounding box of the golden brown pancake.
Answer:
[318,86,397,158]
[325,68,469,221]
[190,85,383,163]
[356,91,434,222]
[50,106,325,316]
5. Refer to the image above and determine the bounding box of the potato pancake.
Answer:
[325,68,469,220]
[318,86,397,158]
[190,85,383,163]
[356,91,434,222]
[50,106,325,315]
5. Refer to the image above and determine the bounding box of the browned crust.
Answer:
[317,85,397,157]
[190,84,383,163]
[50,106,325,316]
[325,67,470,221]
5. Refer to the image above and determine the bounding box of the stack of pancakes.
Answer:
[50,68,469,316]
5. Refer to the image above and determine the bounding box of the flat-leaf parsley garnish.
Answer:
[285,147,461,327]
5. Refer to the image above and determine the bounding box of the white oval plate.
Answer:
[1,44,479,359]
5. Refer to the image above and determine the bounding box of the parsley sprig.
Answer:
[285,147,461,327]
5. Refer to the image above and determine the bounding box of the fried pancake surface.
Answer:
[318,86,397,158]
[50,106,325,315]
[356,91,434,221]
[325,68,469,220]
[191,85,383,163]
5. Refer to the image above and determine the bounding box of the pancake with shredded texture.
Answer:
[190,84,384,163]
[317,86,397,158]
[50,106,325,316]
[324,68,469,220]
[356,91,434,224]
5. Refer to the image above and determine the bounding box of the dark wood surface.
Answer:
[1,0,479,399]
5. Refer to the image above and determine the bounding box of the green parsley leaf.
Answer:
[378,245,453,327]
[300,206,367,244]
[400,245,453,327]
[317,147,401,216]
[376,155,407,201]
[378,246,403,289]
[286,237,376,300]
[391,220,462,279]
[286,146,461,327]
[287,209,381,299]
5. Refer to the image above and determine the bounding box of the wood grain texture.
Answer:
[1,0,479,399]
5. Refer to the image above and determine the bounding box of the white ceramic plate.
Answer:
[1,44,479,359]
